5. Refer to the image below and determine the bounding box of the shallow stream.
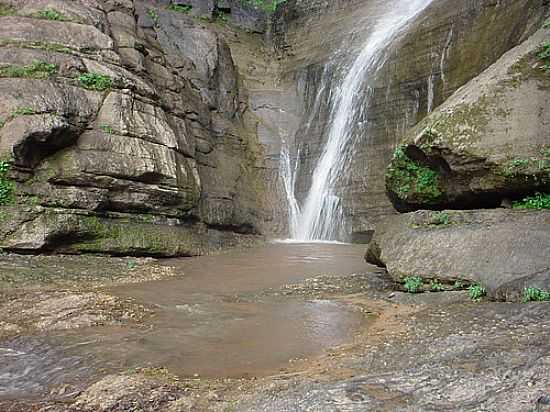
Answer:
[1,243,368,399]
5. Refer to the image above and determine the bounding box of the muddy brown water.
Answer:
[1,243,369,399]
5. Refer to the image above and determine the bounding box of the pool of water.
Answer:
[1,243,370,398]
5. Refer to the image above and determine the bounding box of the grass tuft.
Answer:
[0,60,58,79]
[512,192,550,209]
[468,284,486,301]
[35,8,66,21]
[403,276,423,293]
[78,72,112,91]
[523,287,550,302]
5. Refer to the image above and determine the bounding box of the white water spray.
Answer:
[282,0,434,242]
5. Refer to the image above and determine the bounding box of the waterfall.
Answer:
[282,0,434,242]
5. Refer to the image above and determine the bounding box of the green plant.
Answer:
[0,118,4,128]
[453,280,466,290]
[99,124,114,134]
[539,41,550,71]
[148,8,159,25]
[386,145,442,202]
[12,107,35,116]
[538,42,550,60]
[168,4,192,13]
[403,276,423,293]
[523,287,550,302]
[78,72,112,91]
[512,192,550,209]
[127,260,138,270]
[0,60,58,79]
[432,211,450,226]
[0,160,15,205]
[468,284,486,301]
[430,280,444,292]
[0,3,15,16]
[36,8,66,21]
[215,10,229,23]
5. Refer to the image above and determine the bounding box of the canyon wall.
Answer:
[0,0,548,254]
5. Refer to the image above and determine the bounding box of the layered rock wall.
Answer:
[0,0,266,255]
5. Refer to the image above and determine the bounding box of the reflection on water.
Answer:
[1,243,369,398]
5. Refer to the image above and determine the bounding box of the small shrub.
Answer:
[432,211,450,226]
[12,107,35,116]
[468,284,486,301]
[127,260,138,270]
[512,192,550,209]
[430,280,444,292]
[403,276,423,293]
[0,118,4,128]
[99,124,114,134]
[0,160,15,205]
[539,42,550,71]
[0,60,58,79]
[36,8,66,21]
[148,8,159,25]
[168,4,192,13]
[523,287,550,302]
[386,145,442,202]
[538,42,550,60]
[78,72,112,91]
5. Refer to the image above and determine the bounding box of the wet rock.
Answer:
[366,209,550,301]
[236,303,550,411]
[73,373,184,412]
[0,290,150,338]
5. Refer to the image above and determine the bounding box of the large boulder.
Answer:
[386,27,550,211]
[366,209,550,301]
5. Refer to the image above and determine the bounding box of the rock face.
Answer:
[386,28,550,211]
[0,0,548,254]
[271,0,549,240]
[0,0,266,255]
[366,209,550,301]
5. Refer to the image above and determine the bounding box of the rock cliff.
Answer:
[0,0,548,255]
[0,0,268,255]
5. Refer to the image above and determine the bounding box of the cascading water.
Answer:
[282,0,434,242]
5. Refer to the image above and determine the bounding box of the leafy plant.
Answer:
[0,160,15,205]
[36,8,66,21]
[168,4,192,13]
[539,41,550,71]
[523,287,550,302]
[100,124,114,134]
[430,280,444,292]
[512,192,550,209]
[12,107,35,116]
[0,118,4,128]
[468,284,486,301]
[127,260,138,270]
[386,145,442,202]
[0,60,58,79]
[431,211,450,226]
[403,276,423,293]
[148,8,159,25]
[78,72,113,91]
